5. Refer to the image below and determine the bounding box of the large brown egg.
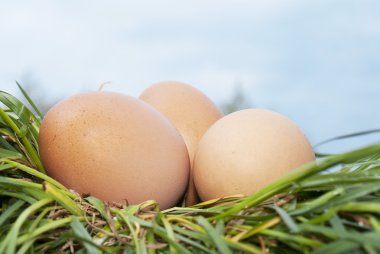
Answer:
[139,81,223,205]
[39,91,190,209]
[193,109,315,201]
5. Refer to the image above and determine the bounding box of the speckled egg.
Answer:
[39,91,190,209]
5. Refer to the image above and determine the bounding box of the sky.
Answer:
[1,0,380,153]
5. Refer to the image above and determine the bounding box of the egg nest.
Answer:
[1,87,380,254]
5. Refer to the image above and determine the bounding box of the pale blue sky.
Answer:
[1,0,379,153]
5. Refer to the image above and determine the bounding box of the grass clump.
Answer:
[1,85,380,253]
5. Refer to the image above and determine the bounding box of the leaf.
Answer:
[85,196,107,217]
[0,134,18,152]
[314,129,380,149]
[270,205,300,233]
[328,214,346,236]
[0,198,52,254]
[71,216,101,254]
[0,148,23,160]
[0,200,25,227]
[43,181,82,216]
[312,239,359,254]
[159,215,177,254]
[196,217,233,254]
[16,81,43,120]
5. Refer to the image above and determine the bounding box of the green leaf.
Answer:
[312,239,359,254]
[196,217,233,254]
[159,215,177,254]
[43,181,82,216]
[0,200,25,227]
[329,214,346,235]
[270,205,300,233]
[0,135,18,152]
[339,202,380,214]
[85,196,107,217]
[314,129,380,149]
[16,81,43,120]
[0,148,23,160]
[71,216,101,254]
[0,198,52,254]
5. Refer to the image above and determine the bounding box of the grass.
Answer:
[1,85,380,253]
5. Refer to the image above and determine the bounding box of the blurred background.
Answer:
[1,0,379,153]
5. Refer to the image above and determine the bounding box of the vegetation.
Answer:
[221,84,252,114]
[1,85,380,253]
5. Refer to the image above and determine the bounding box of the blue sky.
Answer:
[1,0,380,153]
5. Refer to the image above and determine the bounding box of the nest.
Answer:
[1,87,380,253]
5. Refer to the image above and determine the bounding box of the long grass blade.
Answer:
[15,81,43,120]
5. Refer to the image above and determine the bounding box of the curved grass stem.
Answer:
[1,159,74,198]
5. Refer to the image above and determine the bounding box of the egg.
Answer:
[139,81,223,205]
[39,91,190,209]
[193,109,315,201]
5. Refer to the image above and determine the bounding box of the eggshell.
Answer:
[193,109,315,201]
[39,91,190,209]
[139,81,223,205]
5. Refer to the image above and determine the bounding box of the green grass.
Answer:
[1,85,380,253]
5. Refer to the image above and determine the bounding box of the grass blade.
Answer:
[15,81,43,120]
[196,217,233,254]
[0,200,26,227]
[71,216,101,254]
[270,205,300,233]
[0,198,52,254]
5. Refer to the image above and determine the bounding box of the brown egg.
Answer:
[139,81,223,206]
[193,109,315,201]
[39,91,189,209]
